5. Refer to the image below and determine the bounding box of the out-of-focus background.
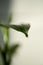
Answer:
[0,0,43,65]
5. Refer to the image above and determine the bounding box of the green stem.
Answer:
[0,24,9,44]
[0,24,9,28]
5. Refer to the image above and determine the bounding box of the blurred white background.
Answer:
[10,0,43,65]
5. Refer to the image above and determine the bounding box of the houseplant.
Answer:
[0,16,30,65]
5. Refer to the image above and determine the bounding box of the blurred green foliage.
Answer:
[0,16,30,65]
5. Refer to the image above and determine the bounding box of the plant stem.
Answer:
[0,24,9,28]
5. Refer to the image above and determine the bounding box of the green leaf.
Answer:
[0,24,30,37]
[9,24,30,37]
[8,44,19,55]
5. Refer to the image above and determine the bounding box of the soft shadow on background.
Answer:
[0,0,11,24]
